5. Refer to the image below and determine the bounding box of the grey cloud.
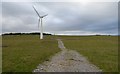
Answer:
[2,2,118,35]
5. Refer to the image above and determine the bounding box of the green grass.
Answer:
[0,36,2,73]
[2,35,60,72]
[60,35,118,72]
[2,35,118,72]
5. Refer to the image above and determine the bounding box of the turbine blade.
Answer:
[38,18,40,29]
[32,5,41,17]
[41,14,48,18]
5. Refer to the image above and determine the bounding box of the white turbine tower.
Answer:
[32,5,48,39]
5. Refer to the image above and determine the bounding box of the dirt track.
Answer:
[33,39,102,72]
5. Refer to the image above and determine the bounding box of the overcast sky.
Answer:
[2,2,118,35]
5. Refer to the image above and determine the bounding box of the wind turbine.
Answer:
[32,5,48,39]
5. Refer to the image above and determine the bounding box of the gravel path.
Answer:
[33,39,102,72]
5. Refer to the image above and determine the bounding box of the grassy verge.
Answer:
[2,35,60,72]
[60,36,118,72]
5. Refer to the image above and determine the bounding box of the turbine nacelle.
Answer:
[40,14,48,18]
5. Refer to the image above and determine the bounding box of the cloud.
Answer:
[2,2,118,35]
[2,0,119,2]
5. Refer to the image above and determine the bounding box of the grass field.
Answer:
[2,35,118,72]
[2,35,60,72]
[59,35,118,72]
[0,36,2,72]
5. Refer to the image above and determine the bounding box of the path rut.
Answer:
[33,39,102,72]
